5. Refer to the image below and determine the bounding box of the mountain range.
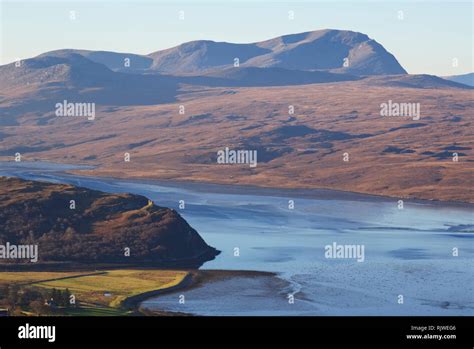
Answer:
[1,29,470,96]
[0,29,472,203]
[38,29,407,75]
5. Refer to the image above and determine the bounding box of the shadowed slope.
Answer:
[0,177,219,267]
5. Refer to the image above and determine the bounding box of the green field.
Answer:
[0,269,189,315]
[34,269,188,307]
[0,271,96,286]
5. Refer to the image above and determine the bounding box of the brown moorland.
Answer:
[0,80,472,202]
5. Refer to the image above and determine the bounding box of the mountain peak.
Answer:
[147,29,406,75]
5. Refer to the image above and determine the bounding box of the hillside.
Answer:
[442,72,474,87]
[0,52,180,111]
[0,177,219,266]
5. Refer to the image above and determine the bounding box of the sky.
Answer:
[0,0,472,76]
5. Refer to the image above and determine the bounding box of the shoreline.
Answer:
[135,269,280,316]
[123,272,195,315]
[68,168,474,207]
[0,267,278,316]
[1,160,473,207]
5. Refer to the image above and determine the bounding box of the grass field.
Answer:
[33,269,188,307]
[0,271,97,286]
[0,269,189,315]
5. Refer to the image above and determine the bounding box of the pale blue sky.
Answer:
[1,0,472,75]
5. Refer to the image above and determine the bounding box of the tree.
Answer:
[18,288,42,306]
[29,300,50,316]
[7,285,19,307]
[49,288,60,304]
[63,288,72,307]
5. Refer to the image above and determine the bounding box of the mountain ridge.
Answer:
[17,29,407,76]
[442,72,474,87]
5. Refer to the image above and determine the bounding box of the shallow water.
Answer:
[1,161,473,315]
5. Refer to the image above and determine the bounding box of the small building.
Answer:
[45,298,57,309]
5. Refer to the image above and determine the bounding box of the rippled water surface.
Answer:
[1,162,473,315]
